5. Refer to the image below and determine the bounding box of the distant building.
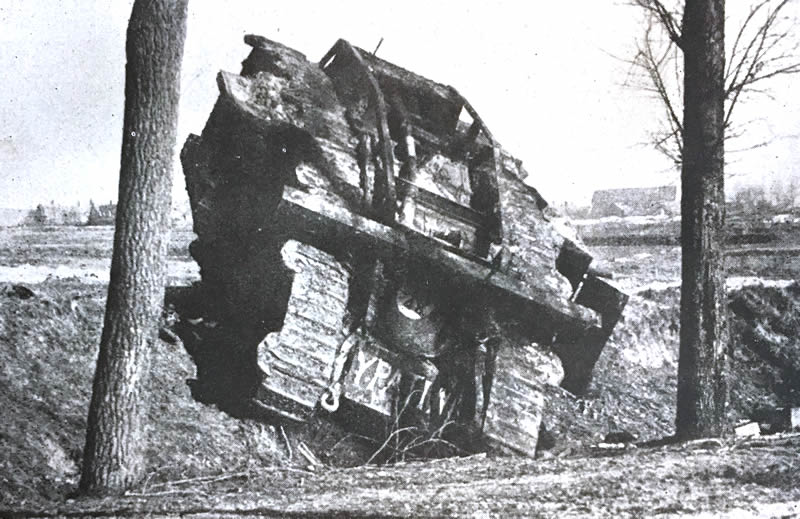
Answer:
[590,186,678,218]
[87,201,117,225]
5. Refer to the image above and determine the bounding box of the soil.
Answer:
[2,225,800,517]
[18,435,800,518]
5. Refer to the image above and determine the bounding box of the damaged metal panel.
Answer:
[256,241,350,421]
[179,34,629,458]
[340,337,438,422]
[273,186,599,332]
[483,342,565,457]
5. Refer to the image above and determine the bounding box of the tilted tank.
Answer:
[178,35,628,456]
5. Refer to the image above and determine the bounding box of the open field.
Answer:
[3,224,798,291]
[591,244,800,294]
[0,226,199,285]
[2,224,800,516]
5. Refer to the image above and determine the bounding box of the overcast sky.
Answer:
[1,1,798,209]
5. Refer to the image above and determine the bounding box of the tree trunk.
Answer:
[80,0,189,494]
[676,0,728,439]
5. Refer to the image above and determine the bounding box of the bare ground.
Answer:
[14,436,800,518]
[0,226,199,285]
[2,226,800,517]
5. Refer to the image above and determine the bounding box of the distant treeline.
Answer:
[16,200,192,228]
[24,200,116,226]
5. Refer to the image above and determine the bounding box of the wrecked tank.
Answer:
[178,35,629,457]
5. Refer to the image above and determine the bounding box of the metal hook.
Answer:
[320,383,341,413]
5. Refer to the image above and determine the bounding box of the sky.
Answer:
[1,1,798,209]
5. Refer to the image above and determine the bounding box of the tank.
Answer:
[177,35,629,457]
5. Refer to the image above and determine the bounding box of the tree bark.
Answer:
[676,0,729,439]
[80,0,189,494]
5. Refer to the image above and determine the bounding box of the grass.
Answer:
[0,226,195,266]
[2,226,800,512]
[0,279,291,508]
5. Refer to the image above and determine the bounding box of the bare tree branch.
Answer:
[630,0,684,48]
[629,0,800,166]
[628,6,685,165]
[728,0,773,77]
[723,1,796,126]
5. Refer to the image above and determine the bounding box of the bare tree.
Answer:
[770,177,798,211]
[734,184,773,214]
[676,0,729,440]
[629,0,800,167]
[80,0,189,494]
[628,0,731,438]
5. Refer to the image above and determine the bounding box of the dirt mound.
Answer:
[541,290,680,452]
[541,282,800,453]
[0,280,294,507]
[729,283,800,416]
[3,279,800,507]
